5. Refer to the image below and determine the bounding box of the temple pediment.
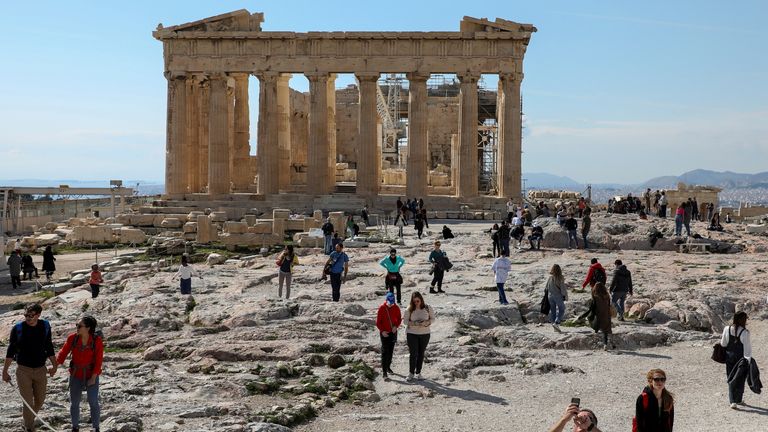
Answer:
[154,9,263,38]
[461,16,537,35]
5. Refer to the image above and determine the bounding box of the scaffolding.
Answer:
[377,74,407,165]
[478,119,499,194]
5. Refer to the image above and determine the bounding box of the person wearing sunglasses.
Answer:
[633,368,675,431]
[548,403,601,432]
[3,303,57,432]
[56,315,104,432]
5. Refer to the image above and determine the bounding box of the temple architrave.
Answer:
[154,10,536,206]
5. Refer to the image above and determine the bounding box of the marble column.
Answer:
[306,73,331,195]
[257,72,279,195]
[407,73,430,198]
[355,73,380,196]
[497,72,523,199]
[165,72,187,196]
[326,74,337,190]
[208,74,230,196]
[197,79,210,193]
[457,73,479,198]
[231,73,251,191]
[185,76,200,193]
[277,74,292,191]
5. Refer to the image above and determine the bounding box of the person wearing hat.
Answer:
[380,248,405,305]
[376,292,402,379]
[549,403,601,432]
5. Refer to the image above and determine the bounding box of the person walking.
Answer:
[376,292,402,379]
[582,258,606,290]
[7,249,22,290]
[413,213,425,239]
[658,191,668,218]
[578,282,613,350]
[321,218,334,255]
[42,246,56,282]
[325,243,349,302]
[682,200,692,236]
[564,214,578,249]
[172,254,201,295]
[394,209,407,239]
[88,264,103,299]
[2,303,57,432]
[346,214,359,238]
[498,220,511,256]
[674,204,684,236]
[420,207,429,229]
[491,252,511,305]
[21,252,39,280]
[633,369,675,432]
[506,198,516,223]
[720,311,753,408]
[56,315,104,432]
[489,223,500,257]
[380,248,405,305]
[361,205,370,226]
[609,259,633,321]
[276,246,298,299]
[546,264,568,332]
[644,188,652,214]
[581,208,591,249]
[428,241,447,294]
[404,291,434,381]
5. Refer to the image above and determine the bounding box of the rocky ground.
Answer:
[0,213,766,431]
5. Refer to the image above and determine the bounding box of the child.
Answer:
[88,264,103,298]
[172,254,200,295]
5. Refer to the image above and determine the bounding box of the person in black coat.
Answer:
[634,369,675,432]
[42,246,56,281]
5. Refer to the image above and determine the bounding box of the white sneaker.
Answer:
[406,373,414,381]
[730,403,738,409]
[415,373,423,380]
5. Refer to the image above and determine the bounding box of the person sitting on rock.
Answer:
[548,403,602,432]
[708,213,723,231]
[21,252,39,280]
[528,223,544,250]
[441,225,454,239]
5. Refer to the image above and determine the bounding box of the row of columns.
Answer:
[165,70,523,199]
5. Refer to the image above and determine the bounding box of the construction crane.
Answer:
[376,74,406,164]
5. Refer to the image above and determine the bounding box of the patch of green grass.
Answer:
[34,290,55,300]
[81,302,90,312]
[308,343,331,353]
[245,377,285,395]
[560,319,584,328]
[347,360,375,380]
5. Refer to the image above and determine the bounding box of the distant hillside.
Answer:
[523,172,583,190]
[642,170,768,189]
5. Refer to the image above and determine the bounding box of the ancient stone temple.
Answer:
[154,10,536,202]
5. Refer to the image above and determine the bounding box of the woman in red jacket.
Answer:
[57,315,104,432]
[376,292,402,380]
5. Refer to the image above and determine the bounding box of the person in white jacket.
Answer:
[491,252,511,305]
[172,254,201,295]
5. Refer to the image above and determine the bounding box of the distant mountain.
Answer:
[523,172,583,190]
[642,170,768,189]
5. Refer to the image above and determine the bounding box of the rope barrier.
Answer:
[5,379,60,432]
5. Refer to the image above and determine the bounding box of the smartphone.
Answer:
[571,397,580,408]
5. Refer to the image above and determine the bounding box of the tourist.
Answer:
[658,191,668,218]
[380,248,405,305]
[321,217,334,255]
[325,243,349,302]
[2,304,57,432]
[361,205,370,226]
[511,224,525,250]
[489,223,500,257]
[564,214,578,249]
[725,213,732,223]
[56,315,104,432]
[396,197,404,220]
[418,198,424,210]
[375,292,402,381]
[405,199,413,220]
[404,291,434,381]
[634,368,675,432]
[577,197,586,218]
[720,311,753,408]
[706,202,714,223]
[21,252,38,280]
[7,250,22,289]
[683,200,692,236]
[498,220,511,256]
[420,207,429,229]
[172,254,200,295]
[346,214,359,238]
[413,213,425,239]
[578,281,613,350]
[709,212,723,231]
[428,241,447,294]
[653,190,661,214]
[491,251,511,305]
[331,232,343,250]
[441,225,454,239]
[42,245,56,282]
[409,198,418,217]
[581,258,606,290]
[548,403,602,432]
[394,209,407,239]
[506,197,515,222]
[609,259,633,321]
[674,204,684,236]
[546,264,568,332]
[644,188,652,214]
[582,208,591,249]
[691,197,699,222]
[529,223,544,250]
[88,264,103,299]
[276,246,298,299]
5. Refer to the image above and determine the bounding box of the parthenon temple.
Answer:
[154,10,536,204]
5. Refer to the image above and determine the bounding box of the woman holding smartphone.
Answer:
[404,291,434,381]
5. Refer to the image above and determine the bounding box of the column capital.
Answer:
[406,72,430,82]
[305,71,330,82]
[229,72,250,80]
[457,72,480,84]
[499,72,524,83]
[278,73,292,83]
[206,72,229,81]
[164,70,187,80]
[254,71,281,82]
[355,72,380,82]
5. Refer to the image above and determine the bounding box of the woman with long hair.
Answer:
[634,369,675,431]
[720,311,753,408]
[404,291,434,381]
[380,248,405,305]
[42,245,56,281]
[578,282,612,349]
[546,264,568,332]
[276,245,298,299]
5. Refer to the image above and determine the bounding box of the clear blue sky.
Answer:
[1,0,766,184]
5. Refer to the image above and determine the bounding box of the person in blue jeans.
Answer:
[325,243,349,302]
[609,259,633,321]
[546,264,568,332]
[380,248,405,305]
[321,218,334,255]
[490,252,511,304]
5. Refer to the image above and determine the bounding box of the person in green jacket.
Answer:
[380,248,405,305]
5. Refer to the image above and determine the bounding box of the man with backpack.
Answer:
[3,303,57,432]
[582,258,606,290]
[609,259,633,321]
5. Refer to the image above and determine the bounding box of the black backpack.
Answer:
[591,267,606,285]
